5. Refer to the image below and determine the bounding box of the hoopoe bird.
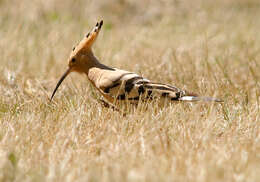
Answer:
[51,20,222,109]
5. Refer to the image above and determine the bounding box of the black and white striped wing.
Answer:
[99,70,186,103]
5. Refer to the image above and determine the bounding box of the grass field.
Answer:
[0,0,260,181]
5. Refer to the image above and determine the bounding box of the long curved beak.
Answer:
[50,68,71,101]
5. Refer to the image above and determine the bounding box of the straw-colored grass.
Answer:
[0,0,260,181]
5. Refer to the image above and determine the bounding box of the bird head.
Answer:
[50,20,103,101]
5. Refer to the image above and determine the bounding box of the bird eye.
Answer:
[71,58,76,63]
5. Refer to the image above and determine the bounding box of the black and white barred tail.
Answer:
[178,96,222,102]
[135,82,222,102]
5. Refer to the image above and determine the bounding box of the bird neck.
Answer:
[84,54,112,85]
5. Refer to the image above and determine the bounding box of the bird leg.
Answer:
[98,99,120,111]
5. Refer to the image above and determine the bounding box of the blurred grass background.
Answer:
[0,0,260,181]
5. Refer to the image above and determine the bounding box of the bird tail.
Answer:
[178,96,223,102]
[137,82,223,103]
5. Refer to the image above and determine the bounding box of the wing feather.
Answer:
[96,68,218,105]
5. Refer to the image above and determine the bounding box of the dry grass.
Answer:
[0,0,260,181]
